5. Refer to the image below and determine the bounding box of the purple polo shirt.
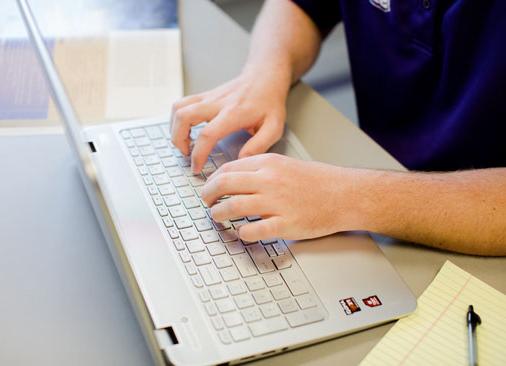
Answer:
[292,0,506,170]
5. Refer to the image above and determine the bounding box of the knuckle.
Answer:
[198,126,217,142]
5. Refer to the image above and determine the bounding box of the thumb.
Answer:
[238,116,284,158]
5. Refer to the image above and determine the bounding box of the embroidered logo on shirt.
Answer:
[370,0,391,12]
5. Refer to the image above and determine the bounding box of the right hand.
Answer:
[170,68,290,173]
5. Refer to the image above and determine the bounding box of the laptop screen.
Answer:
[0,0,181,126]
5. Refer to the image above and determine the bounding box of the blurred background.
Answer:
[214,0,358,124]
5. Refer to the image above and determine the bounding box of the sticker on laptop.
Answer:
[339,297,361,315]
[363,295,383,307]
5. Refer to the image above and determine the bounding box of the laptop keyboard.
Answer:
[120,123,325,345]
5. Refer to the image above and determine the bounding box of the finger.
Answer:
[202,171,260,206]
[190,109,241,173]
[171,94,203,115]
[210,195,265,223]
[238,116,284,158]
[206,154,270,183]
[237,217,283,242]
[170,102,220,155]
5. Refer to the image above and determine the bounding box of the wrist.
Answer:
[331,167,386,233]
[241,59,292,97]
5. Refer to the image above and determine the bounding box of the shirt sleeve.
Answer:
[291,0,341,38]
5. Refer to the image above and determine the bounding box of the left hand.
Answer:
[201,153,365,242]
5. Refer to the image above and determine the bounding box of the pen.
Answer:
[467,305,481,366]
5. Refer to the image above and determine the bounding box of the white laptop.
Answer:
[17,0,416,364]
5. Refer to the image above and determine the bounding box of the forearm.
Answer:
[243,0,322,87]
[347,168,506,256]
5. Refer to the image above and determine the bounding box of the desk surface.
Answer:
[1,0,505,365]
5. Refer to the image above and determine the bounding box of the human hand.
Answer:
[201,154,366,242]
[170,68,290,173]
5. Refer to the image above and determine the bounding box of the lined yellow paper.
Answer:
[360,261,506,366]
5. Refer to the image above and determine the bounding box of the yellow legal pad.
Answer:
[360,261,506,366]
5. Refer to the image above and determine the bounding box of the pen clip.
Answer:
[467,305,482,331]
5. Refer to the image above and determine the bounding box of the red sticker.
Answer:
[339,297,361,315]
[362,295,382,307]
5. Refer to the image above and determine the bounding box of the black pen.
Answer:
[467,305,481,366]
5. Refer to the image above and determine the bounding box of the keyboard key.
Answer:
[230,326,250,342]
[247,244,275,273]
[133,157,144,166]
[140,146,155,156]
[152,195,163,206]
[273,255,292,270]
[219,229,238,243]
[144,155,161,165]
[295,294,317,309]
[209,286,229,300]
[223,312,243,328]
[193,252,212,266]
[174,216,193,229]
[129,147,140,157]
[145,126,162,140]
[241,308,262,323]
[260,303,280,318]
[211,316,224,330]
[281,271,308,296]
[172,239,185,250]
[158,184,175,196]
[252,290,273,305]
[163,195,180,207]
[227,281,247,296]
[179,227,199,241]
[220,267,240,282]
[205,302,218,316]
[225,241,245,255]
[177,187,194,198]
[215,298,235,313]
[194,218,213,232]
[264,245,277,257]
[199,265,222,286]
[169,205,186,218]
[131,128,145,138]
[273,241,289,255]
[167,167,183,177]
[183,197,200,209]
[201,231,220,244]
[211,153,227,168]
[158,148,172,158]
[121,130,132,139]
[162,157,178,168]
[143,176,153,185]
[157,206,168,217]
[179,251,191,263]
[232,253,257,277]
[218,330,232,345]
[207,243,227,256]
[233,294,255,309]
[177,156,191,167]
[153,139,168,149]
[278,298,299,314]
[271,286,291,301]
[153,174,170,186]
[134,136,150,146]
[245,277,265,291]
[147,185,158,195]
[263,273,283,287]
[186,239,205,253]
[249,317,288,337]
[138,166,148,175]
[189,175,206,187]
[185,263,197,275]
[189,207,206,220]
[192,274,204,288]
[149,164,165,175]
[212,219,232,231]
[162,217,173,228]
[286,308,325,328]
[213,255,233,269]
[172,176,188,187]
[246,215,261,222]
[168,228,179,239]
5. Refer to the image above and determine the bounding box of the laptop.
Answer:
[17,0,416,364]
